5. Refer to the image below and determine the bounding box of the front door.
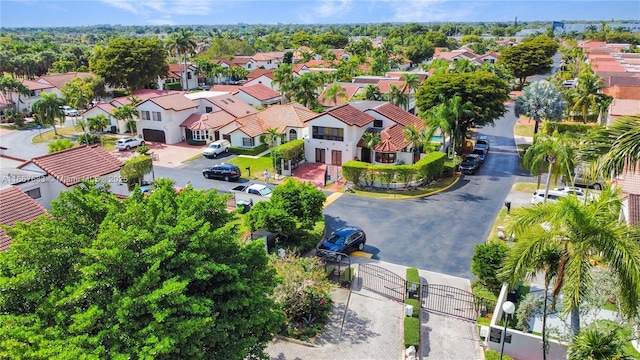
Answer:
[361,147,371,163]
[331,150,342,166]
[315,148,325,163]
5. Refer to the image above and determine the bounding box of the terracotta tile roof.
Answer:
[386,72,428,84]
[609,99,640,117]
[234,103,316,137]
[318,84,361,107]
[305,59,336,68]
[212,84,241,93]
[0,186,48,251]
[628,193,640,226]
[19,78,54,90]
[207,94,258,117]
[230,56,253,65]
[146,93,198,111]
[180,111,236,130]
[323,104,374,127]
[377,80,409,94]
[292,64,309,74]
[376,124,410,152]
[111,89,182,107]
[247,68,275,81]
[18,145,123,187]
[37,72,94,89]
[371,102,424,129]
[0,93,12,107]
[94,102,116,115]
[252,53,279,61]
[606,76,640,87]
[238,83,281,101]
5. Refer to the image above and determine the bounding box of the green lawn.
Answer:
[32,126,79,143]
[514,123,535,137]
[228,154,274,181]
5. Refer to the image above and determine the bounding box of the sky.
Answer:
[1,0,639,28]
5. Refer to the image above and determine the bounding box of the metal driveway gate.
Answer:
[421,284,496,321]
[359,263,407,302]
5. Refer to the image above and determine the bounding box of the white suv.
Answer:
[116,137,145,151]
[203,139,231,158]
[530,189,566,205]
[59,105,79,117]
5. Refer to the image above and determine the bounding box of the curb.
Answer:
[382,175,462,200]
[273,334,319,348]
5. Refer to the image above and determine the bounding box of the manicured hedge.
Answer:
[406,268,420,284]
[404,299,420,318]
[341,151,446,188]
[229,143,268,156]
[187,139,206,146]
[542,121,596,135]
[404,317,420,348]
[272,139,304,172]
[164,81,182,90]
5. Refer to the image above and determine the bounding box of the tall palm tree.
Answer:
[290,74,319,109]
[445,95,475,159]
[87,114,109,134]
[263,127,281,172]
[324,82,347,107]
[363,84,382,101]
[502,188,640,338]
[113,104,138,137]
[386,84,409,110]
[421,103,452,155]
[361,131,381,164]
[570,71,607,124]
[0,76,29,113]
[450,58,478,74]
[32,92,65,136]
[403,125,427,155]
[515,80,566,135]
[167,28,197,90]
[401,73,420,93]
[522,131,576,196]
[584,115,640,177]
[273,64,295,104]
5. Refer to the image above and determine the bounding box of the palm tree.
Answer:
[0,76,29,113]
[113,104,138,137]
[290,74,319,109]
[502,188,640,338]
[567,324,630,360]
[584,115,640,177]
[421,103,452,155]
[522,131,576,196]
[273,64,295,103]
[450,58,478,74]
[403,125,427,155]
[167,28,197,90]
[386,84,409,110]
[445,95,475,160]
[570,71,607,124]
[363,84,382,101]
[75,118,90,145]
[32,92,65,136]
[361,131,381,164]
[87,114,109,134]
[515,80,566,135]
[324,82,347,107]
[401,73,420,93]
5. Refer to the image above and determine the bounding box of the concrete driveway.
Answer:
[109,140,207,168]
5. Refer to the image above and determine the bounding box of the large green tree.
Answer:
[515,80,566,135]
[501,188,640,338]
[415,71,510,139]
[0,180,283,359]
[32,92,65,136]
[90,37,169,91]
[498,40,556,86]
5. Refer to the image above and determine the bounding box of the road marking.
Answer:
[323,192,343,208]
[351,251,373,259]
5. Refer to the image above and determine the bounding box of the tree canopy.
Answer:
[90,37,169,91]
[498,39,556,86]
[0,180,283,359]
[415,71,510,136]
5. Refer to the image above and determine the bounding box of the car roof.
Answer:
[334,226,362,235]
[477,135,488,140]
[471,148,485,153]
[465,154,480,159]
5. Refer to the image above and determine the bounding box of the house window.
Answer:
[205,106,213,113]
[140,110,151,121]
[30,90,36,97]
[247,64,252,69]
[25,187,41,200]
[312,126,344,141]
[187,72,192,79]
[242,137,255,147]
[373,119,383,128]
[152,112,162,122]
[192,130,207,141]
[375,152,396,164]
[289,129,297,141]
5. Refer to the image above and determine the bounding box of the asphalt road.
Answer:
[324,103,530,279]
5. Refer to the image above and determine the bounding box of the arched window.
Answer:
[289,129,297,141]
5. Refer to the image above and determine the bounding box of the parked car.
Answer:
[475,135,490,152]
[59,105,79,117]
[554,186,596,201]
[470,148,487,163]
[459,154,481,174]
[317,226,367,262]
[561,162,604,190]
[202,139,231,158]
[202,163,241,182]
[530,189,566,205]
[115,137,145,151]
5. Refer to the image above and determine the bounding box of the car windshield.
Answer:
[325,233,345,245]
[258,187,272,196]
[209,144,219,148]
[463,157,475,162]
[471,150,483,155]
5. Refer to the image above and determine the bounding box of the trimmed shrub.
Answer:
[471,242,509,293]
[484,350,512,360]
[187,139,206,146]
[415,151,446,182]
[342,161,370,187]
[406,268,420,284]
[76,133,100,145]
[542,121,596,135]
[404,317,420,347]
[111,89,128,98]
[272,139,304,172]
[229,143,268,156]
[164,81,182,90]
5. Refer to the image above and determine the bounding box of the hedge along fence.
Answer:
[271,139,304,173]
[229,143,268,156]
[341,151,447,189]
[541,121,597,135]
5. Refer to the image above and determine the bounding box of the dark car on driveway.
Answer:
[317,226,366,262]
[459,154,481,174]
[202,163,241,182]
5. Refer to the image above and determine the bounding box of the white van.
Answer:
[530,189,566,205]
[203,139,231,158]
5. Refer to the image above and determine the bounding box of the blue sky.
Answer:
[1,0,639,28]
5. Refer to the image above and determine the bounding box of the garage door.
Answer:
[142,129,166,143]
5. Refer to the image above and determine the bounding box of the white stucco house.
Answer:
[157,63,199,90]
[136,93,198,144]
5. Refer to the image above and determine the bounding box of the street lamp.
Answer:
[500,301,516,360]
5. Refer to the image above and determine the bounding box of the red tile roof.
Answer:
[19,78,54,90]
[371,102,424,129]
[0,186,48,251]
[234,103,316,137]
[377,80,409,94]
[180,111,236,130]
[18,145,123,187]
[146,93,198,111]
[207,94,258,118]
[37,72,94,89]
[212,84,241,93]
[323,104,374,127]
[238,83,281,101]
[247,68,275,81]
[376,124,410,152]
[318,84,361,107]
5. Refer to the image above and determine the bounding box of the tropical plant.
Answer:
[569,70,609,124]
[422,103,452,155]
[323,82,347,106]
[583,115,640,177]
[263,127,281,171]
[515,80,566,135]
[567,322,632,360]
[363,84,382,101]
[32,92,65,136]
[361,131,381,164]
[167,28,197,90]
[403,125,427,155]
[113,102,139,136]
[0,75,30,113]
[47,138,75,153]
[401,73,420,93]
[523,131,576,192]
[87,114,108,134]
[444,95,475,158]
[501,188,640,338]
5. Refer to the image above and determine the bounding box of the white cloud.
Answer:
[99,0,214,16]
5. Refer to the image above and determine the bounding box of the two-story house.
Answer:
[136,93,199,144]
